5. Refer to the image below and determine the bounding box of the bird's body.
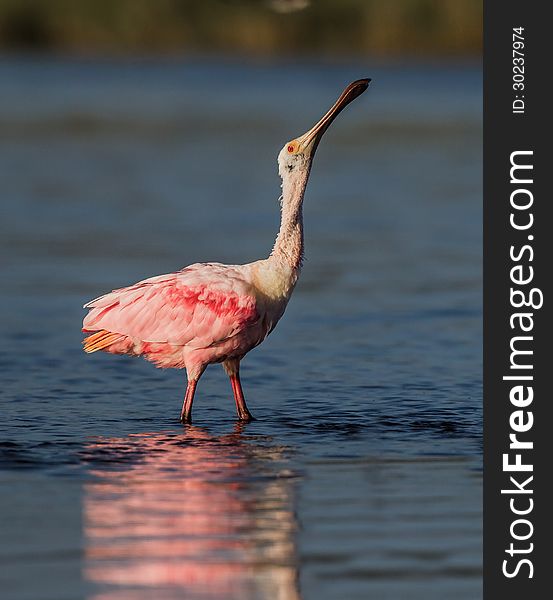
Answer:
[83,79,370,422]
[83,259,296,377]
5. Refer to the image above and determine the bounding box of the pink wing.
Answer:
[83,263,260,349]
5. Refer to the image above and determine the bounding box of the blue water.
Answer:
[0,57,482,599]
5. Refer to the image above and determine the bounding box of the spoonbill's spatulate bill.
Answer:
[83,78,371,423]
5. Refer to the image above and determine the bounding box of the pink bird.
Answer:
[83,79,370,423]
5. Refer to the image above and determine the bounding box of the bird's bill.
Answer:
[298,78,371,152]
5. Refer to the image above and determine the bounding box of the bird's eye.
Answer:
[287,143,296,153]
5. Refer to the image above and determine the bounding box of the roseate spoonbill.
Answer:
[83,78,370,423]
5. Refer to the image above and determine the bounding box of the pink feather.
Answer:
[83,263,263,372]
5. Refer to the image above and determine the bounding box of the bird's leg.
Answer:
[180,366,207,423]
[223,359,254,422]
[230,373,254,422]
[180,379,198,424]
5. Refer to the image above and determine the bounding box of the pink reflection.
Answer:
[83,427,300,600]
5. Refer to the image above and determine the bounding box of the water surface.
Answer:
[0,58,482,600]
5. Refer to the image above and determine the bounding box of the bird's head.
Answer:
[278,78,370,178]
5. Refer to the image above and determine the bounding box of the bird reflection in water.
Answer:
[82,426,300,600]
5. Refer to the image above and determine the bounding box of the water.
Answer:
[0,57,482,599]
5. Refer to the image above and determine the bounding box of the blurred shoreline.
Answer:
[0,0,481,58]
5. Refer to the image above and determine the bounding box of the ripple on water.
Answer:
[1,59,481,600]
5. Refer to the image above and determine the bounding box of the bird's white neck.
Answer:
[269,165,311,272]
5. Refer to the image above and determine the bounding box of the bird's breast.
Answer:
[250,259,299,304]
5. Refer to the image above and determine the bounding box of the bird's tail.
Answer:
[83,330,125,353]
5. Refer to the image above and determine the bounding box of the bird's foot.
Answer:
[237,410,255,422]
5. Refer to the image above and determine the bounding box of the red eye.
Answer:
[287,144,295,153]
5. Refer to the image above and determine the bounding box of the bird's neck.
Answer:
[269,167,310,272]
